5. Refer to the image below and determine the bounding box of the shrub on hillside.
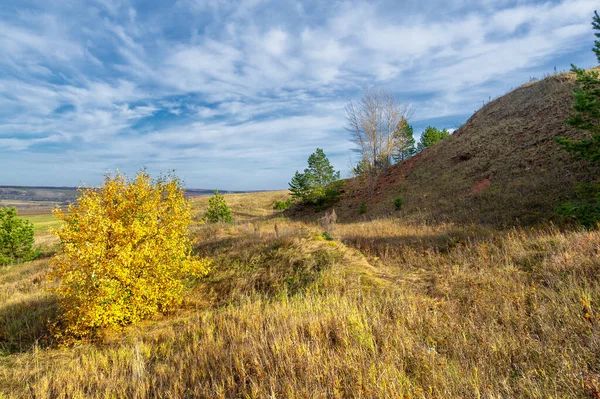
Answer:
[556,183,600,228]
[0,207,38,265]
[394,197,403,210]
[360,201,367,214]
[50,171,211,340]
[204,190,233,223]
[273,199,292,210]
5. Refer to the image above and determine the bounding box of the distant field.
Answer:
[0,199,60,215]
[20,213,61,233]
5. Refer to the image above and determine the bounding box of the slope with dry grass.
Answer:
[1,191,599,398]
[328,71,599,226]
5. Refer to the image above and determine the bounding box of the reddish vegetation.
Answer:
[471,178,491,193]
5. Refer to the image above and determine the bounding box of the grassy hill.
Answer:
[330,71,599,226]
[2,71,600,398]
[1,191,599,398]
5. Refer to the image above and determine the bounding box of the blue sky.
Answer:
[0,0,598,190]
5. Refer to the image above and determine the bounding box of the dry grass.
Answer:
[1,192,599,398]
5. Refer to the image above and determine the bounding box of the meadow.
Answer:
[1,191,599,398]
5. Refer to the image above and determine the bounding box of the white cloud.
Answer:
[0,0,598,188]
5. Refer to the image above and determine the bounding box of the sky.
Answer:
[0,0,598,190]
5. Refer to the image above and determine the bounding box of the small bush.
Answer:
[556,183,600,228]
[0,207,38,265]
[50,171,211,340]
[360,201,367,214]
[273,199,292,210]
[321,232,334,241]
[394,197,403,210]
[204,190,233,223]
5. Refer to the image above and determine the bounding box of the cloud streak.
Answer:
[0,0,598,189]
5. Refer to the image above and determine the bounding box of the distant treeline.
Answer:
[0,186,250,203]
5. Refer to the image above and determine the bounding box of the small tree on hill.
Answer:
[554,11,600,227]
[351,158,371,177]
[393,117,416,162]
[50,171,211,340]
[0,207,38,265]
[555,10,600,159]
[289,148,341,205]
[417,127,450,152]
[204,190,233,223]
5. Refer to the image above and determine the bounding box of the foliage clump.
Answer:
[359,201,367,215]
[0,207,38,265]
[204,190,233,223]
[556,183,600,228]
[417,126,451,152]
[554,11,600,227]
[289,148,342,206]
[394,197,403,210]
[50,171,210,340]
[273,199,292,210]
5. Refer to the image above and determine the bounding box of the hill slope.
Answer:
[335,72,598,226]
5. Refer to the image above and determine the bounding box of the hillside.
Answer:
[2,191,600,398]
[332,71,598,226]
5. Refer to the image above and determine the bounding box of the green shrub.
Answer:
[0,207,38,265]
[321,232,334,241]
[204,190,233,223]
[360,201,367,215]
[394,197,403,210]
[273,199,292,210]
[556,183,600,228]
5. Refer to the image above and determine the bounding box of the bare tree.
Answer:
[345,87,413,171]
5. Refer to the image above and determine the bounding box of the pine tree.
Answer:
[352,158,371,177]
[305,148,341,199]
[393,117,416,163]
[289,171,309,200]
[203,189,233,223]
[288,148,341,204]
[417,127,450,152]
[594,10,600,63]
[553,11,600,227]
[0,207,37,265]
[554,10,600,162]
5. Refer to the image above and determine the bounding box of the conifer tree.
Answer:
[554,10,600,162]
[393,117,416,162]
[417,127,450,152]
[289,148,341,204]
[204,189,233,223]
[289,171,309,200]
[553,11,600,227]
[0,207,37,265]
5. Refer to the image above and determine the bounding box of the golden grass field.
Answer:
[1,191,599,398]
